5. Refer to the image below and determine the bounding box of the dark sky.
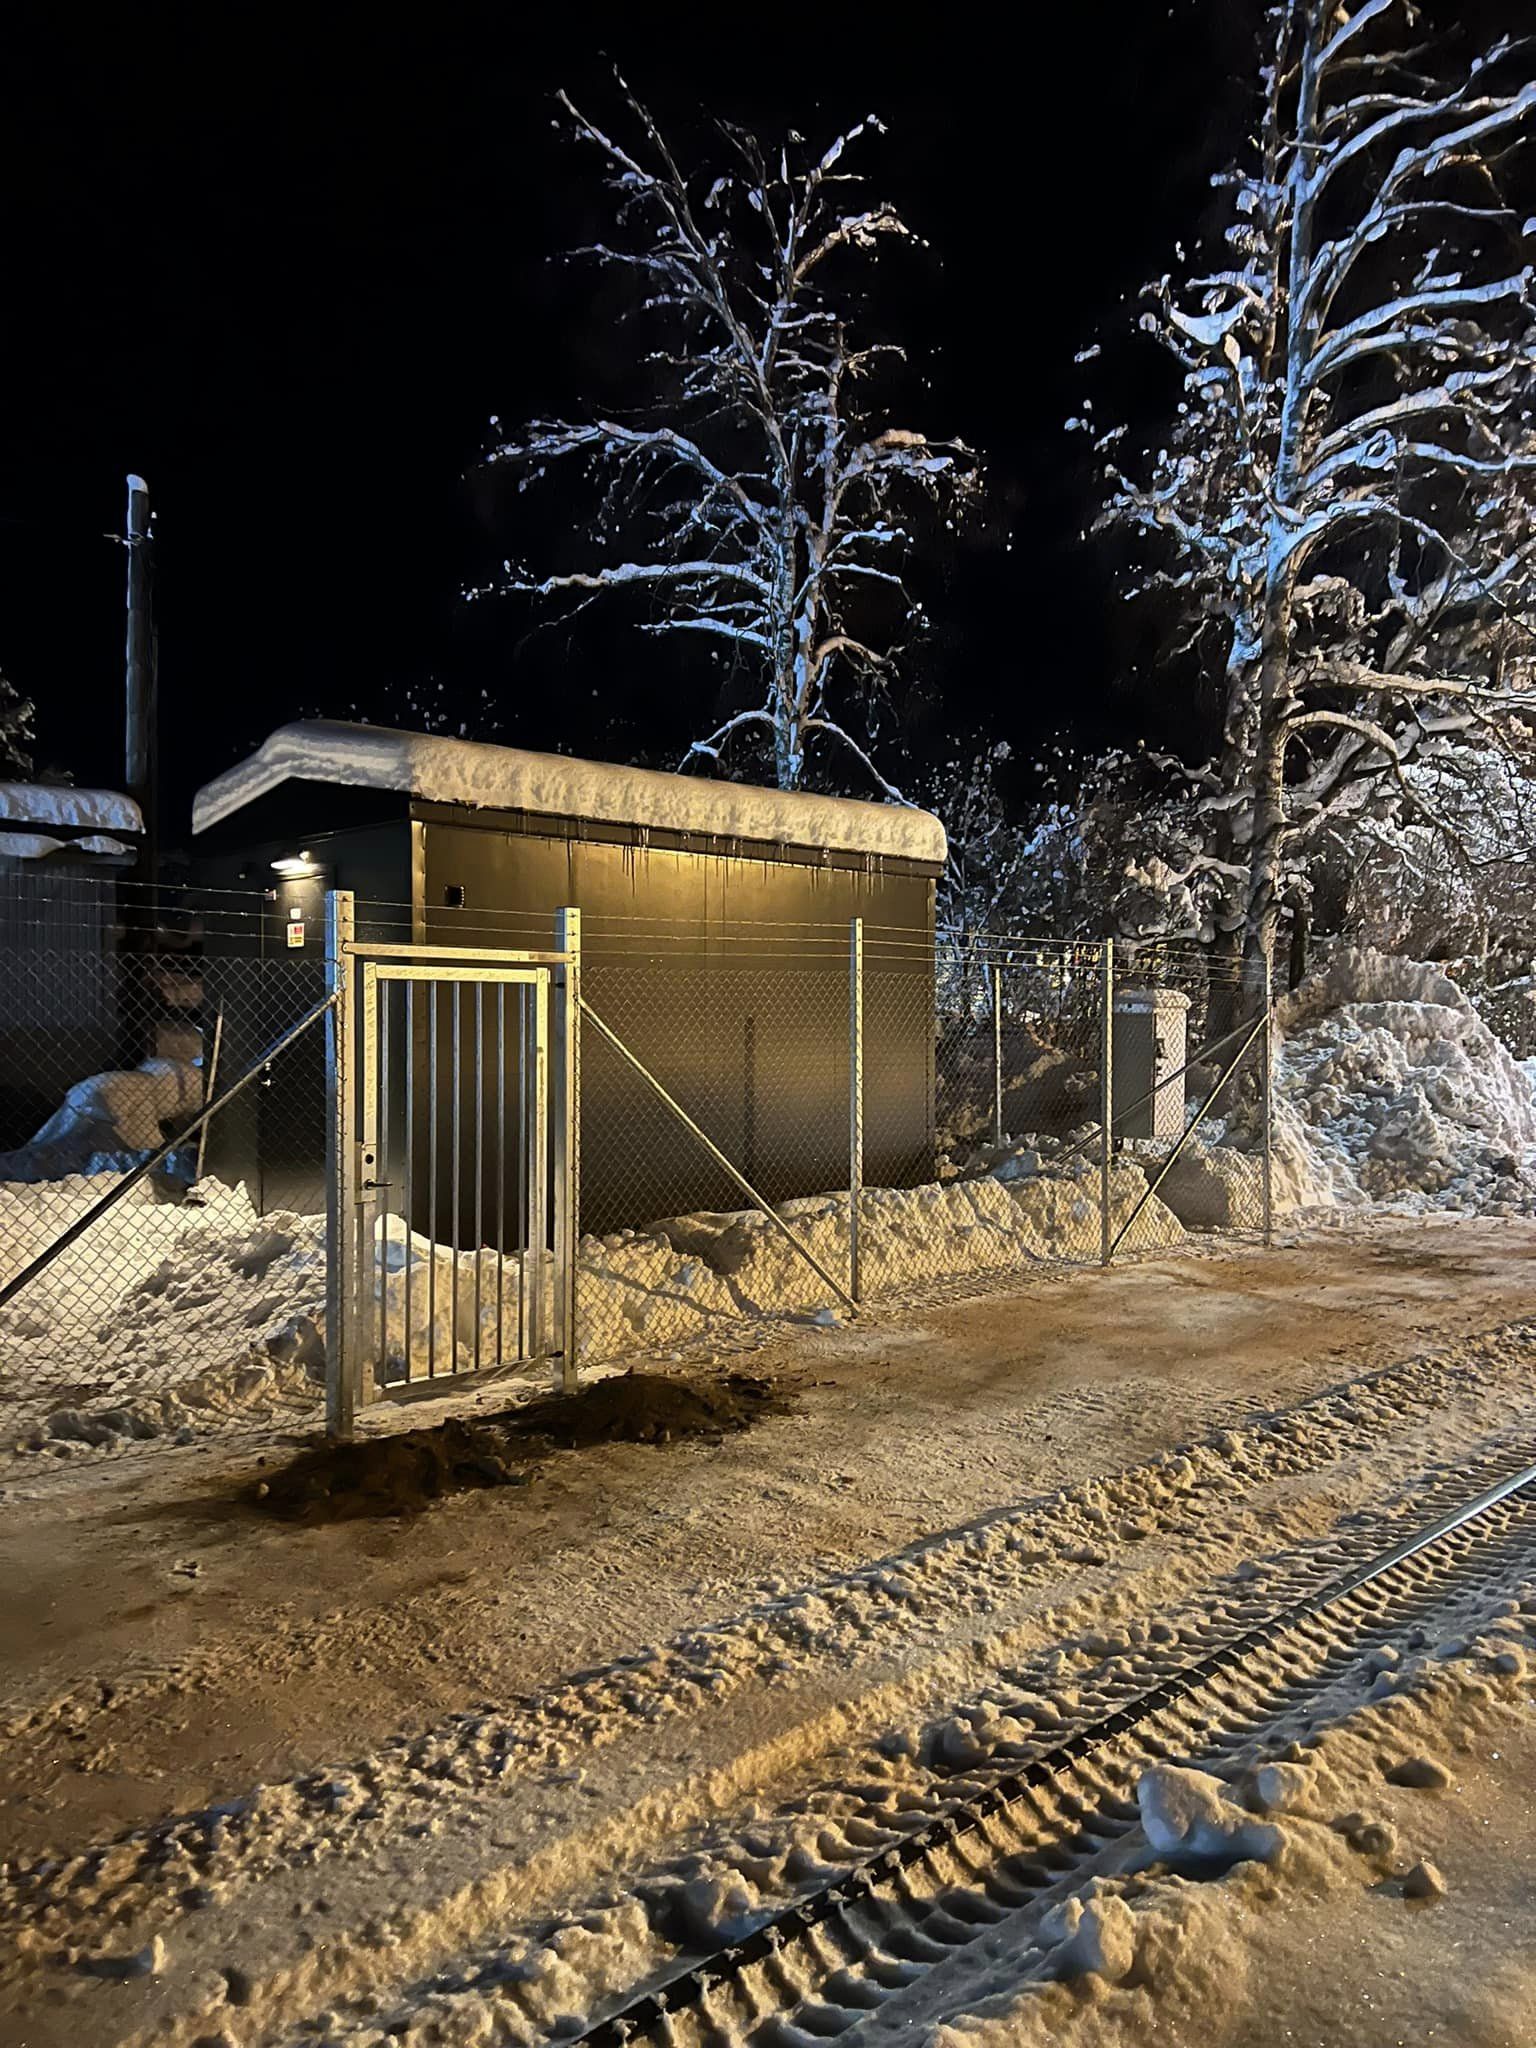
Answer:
[2,1,1307,834]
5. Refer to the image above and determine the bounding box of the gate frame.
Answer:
[324,891,578,1439]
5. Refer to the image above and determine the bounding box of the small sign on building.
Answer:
[286,912,305,949]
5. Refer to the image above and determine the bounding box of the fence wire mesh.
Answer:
[0,877,331,1458]
[0,879,1277,1461]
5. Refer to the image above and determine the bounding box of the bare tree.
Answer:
[0,667,35,777]
[478,82,977,794]
[1086,0,1536,967]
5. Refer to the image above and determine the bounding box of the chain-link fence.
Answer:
[0,876,332,1458]
[0,880,1276,1459]
[565,918,1274,1371]
[1102,939,1272,1255]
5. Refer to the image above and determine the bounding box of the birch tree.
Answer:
[478,83,977,794]
[1087,0,1536,967]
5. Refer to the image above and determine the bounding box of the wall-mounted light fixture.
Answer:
[270,850,319,879]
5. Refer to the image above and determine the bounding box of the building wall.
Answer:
[196,794,938,1238]
[416,811,936,1235]
[0,859,128,1148]
[196,819,412,1212]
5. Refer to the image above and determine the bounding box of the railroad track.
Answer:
[573,1454,1536,2048]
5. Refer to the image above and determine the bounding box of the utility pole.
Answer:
[124,474,157,888]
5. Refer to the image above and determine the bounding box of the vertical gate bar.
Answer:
[992,959,1004,1149]
[848,917,864,1303]
[1100,938,1114,1266]
[1261,942,1274,1247]
[496,982,507,1366]
[354,962,379,1384]
[427,986,438,1379]
[530,968,552,1370]
[377,971,390,1375]
[324,890,357,1438]
[518,984,528,1361]
[474,987,484,1371]
[552,908,580,1391]
[451,983,462,1373]
[404,980,416,1383]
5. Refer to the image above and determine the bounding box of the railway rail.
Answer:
[576,1453,1536,2048]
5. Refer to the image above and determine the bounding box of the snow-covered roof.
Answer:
[193,721,948,864]
[0,783,143,859]
[0,782,143,833]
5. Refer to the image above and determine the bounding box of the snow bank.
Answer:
[192,719,948,863]
[0,1058,203,1182]
[0,1156,1187,1453]
[1276,951,1536,1214]
[0,1177,327,1453]
[594,1158,1183,1353]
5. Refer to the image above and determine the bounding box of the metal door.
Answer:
[357,961,549,1393]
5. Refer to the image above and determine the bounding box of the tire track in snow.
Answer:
[5,1323,1536,2046]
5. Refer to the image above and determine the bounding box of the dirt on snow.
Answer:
[256,1372,788,1521]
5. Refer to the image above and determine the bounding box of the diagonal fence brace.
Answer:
[580,996,859,1317]
[0,992,338,1315]
[1109,1012,1268,1258]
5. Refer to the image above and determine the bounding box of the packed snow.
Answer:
[191,720,948,862]
[8,1308,1534,2045]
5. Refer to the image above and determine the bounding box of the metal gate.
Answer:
[326,897,577,1433]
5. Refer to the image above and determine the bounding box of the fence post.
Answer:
[553,906,581,1393]
[1100,938,1114,1266]
[849,916,864,1303]
[1261,940,1274,1247]
[325,889,359,1438]
[992,960,1004,1148]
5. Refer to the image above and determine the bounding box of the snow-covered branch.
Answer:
[1084,0,1536,965]
[480,79,976,794]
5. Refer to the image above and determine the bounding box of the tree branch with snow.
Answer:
[1084,0,1536,968]
[476,77,978,794]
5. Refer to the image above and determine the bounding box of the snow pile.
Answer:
[1,1154,1186,1453]
[1276,951,1536,1215]
[0,1057,202,1182]
[372,1159,1186,1375]
[0,1176,326,1453]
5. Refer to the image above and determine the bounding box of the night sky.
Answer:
[4,0,1488,836]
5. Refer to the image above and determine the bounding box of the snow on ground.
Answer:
[908,1588,1536,2048]
[4,1298,1535,2045]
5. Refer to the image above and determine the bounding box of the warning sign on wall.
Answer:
[286,918,305,949]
